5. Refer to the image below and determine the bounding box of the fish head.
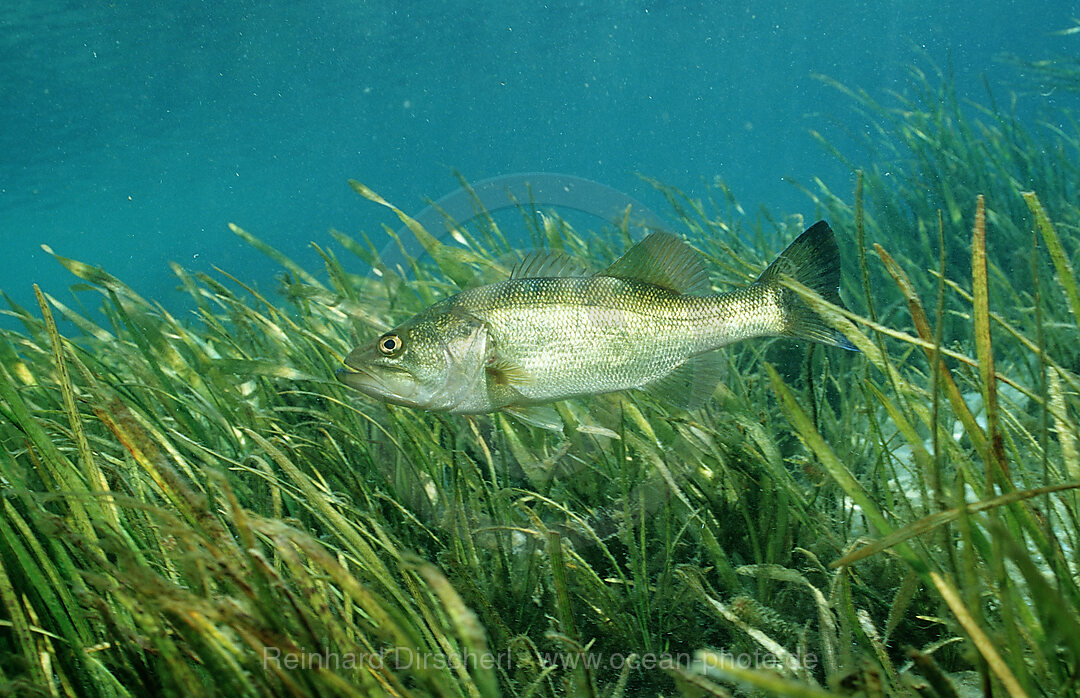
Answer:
[336,304,491,412]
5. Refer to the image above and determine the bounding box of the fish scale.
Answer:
[459,276,751,401]
[337,221,856,423]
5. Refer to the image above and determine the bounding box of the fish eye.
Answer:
[378,333,403,356]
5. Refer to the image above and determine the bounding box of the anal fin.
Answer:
[639,351,727,409]
[502,405,564,432]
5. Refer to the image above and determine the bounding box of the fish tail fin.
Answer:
[756,220,858,351]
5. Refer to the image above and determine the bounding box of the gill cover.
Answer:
[337,305,491,411]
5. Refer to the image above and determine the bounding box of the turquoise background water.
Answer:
[2,1,1075,321]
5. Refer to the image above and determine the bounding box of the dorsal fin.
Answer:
[509,250,590,279]
[598,232,711,294]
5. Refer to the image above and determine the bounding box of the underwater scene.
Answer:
[3,2,1080,696]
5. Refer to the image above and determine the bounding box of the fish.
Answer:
[336,221,855,428]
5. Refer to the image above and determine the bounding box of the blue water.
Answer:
[2,1,1075,324]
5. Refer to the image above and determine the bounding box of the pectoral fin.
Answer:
[485,355,532,387]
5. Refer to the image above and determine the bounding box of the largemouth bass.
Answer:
[337,221,855,425]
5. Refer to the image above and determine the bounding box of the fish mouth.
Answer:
[335,362,420,405]
[334,366,372,391]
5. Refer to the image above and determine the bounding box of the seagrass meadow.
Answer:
[3,68,1080,698]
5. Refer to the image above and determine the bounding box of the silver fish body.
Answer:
[337,221,854,417]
